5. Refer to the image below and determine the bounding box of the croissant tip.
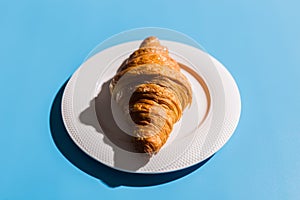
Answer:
[140,36,161,48]
[145,36,158,41]
[134,137,159,156]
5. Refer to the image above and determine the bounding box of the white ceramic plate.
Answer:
[61,40,241,173]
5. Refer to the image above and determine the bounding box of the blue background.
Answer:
[1,0,299,199]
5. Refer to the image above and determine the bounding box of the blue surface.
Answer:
[1,0,300,199]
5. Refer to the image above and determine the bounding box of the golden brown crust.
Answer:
[110,36,192,155]
[117,47,180,73]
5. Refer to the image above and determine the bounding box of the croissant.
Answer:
[109,36,192,155]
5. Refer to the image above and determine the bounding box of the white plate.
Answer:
[61,40,241,173]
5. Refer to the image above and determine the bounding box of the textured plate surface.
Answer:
[61,40,241,173]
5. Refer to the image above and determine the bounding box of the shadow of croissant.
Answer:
[79,80,151,171]
[49,79,214,187]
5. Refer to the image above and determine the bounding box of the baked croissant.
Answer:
[110,36,192,155]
